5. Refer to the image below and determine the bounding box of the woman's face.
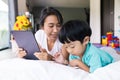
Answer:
[42,15,62,41]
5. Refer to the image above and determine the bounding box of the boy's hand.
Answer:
[69,59,81,67]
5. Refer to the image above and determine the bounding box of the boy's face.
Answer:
[65,41,86,57]
[65,37,89,57]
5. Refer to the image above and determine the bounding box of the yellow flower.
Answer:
[13,15,32,30]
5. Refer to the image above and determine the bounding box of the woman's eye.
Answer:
[48,25,54,28]
[70,45,75,48]
[57,24,61,28]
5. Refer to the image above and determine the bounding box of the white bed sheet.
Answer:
[88,61,120,80]
[0,58,120,80]
[0,58,89,80]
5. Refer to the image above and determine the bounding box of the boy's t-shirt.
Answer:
[69,42,114,73]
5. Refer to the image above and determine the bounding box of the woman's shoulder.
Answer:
[35,29,45,36]
[35,29,44,34]
[35,29,46,43]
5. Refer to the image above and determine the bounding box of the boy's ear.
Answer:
[83,36,90,45]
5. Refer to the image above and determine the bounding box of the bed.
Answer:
[0,47,120,80]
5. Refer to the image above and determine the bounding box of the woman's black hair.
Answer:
[39,7,63,26]
[59,20,92,44]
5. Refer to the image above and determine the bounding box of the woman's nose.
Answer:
[53,27,58,32]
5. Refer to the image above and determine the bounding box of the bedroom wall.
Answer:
[114,0,120,39]
[32,7,87,27]
[90,0,120,43]
[90,0,100,43]
[56,7,87,23]
[17,0,28,15]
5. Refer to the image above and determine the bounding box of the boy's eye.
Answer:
[65,46,68,48]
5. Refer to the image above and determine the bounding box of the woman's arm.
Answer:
[11,37,27,58]
[52,44,69,64]
[34,44,53,60]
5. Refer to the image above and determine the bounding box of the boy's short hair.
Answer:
[59,20,92,43]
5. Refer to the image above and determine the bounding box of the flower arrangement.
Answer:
[13,15,32,30]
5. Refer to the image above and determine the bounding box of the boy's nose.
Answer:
[67,48,72,53]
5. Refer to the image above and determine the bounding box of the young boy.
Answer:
[58,20,114,73]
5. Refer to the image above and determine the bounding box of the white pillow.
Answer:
[100,46,120,61]
[0,49,16,60]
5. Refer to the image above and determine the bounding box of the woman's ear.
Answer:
[41,26,44,30]
[83,36,90,45]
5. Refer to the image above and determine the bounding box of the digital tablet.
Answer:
[11,31,40,60]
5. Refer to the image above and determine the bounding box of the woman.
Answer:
[18,7,68,64]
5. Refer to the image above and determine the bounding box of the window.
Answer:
[0,0,10,50]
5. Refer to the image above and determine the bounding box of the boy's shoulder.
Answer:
[86,43,107,55]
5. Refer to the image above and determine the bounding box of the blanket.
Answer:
[0,58,120,80]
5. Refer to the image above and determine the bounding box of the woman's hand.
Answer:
[34,48,53,60]
[17,48,27,58]
[53,51,68,65]
[11,38,26,58]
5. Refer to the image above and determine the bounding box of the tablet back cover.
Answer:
[11,31,39,60]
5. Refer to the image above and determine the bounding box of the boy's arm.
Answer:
[69,59,89,72]
[61,44,69,60]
